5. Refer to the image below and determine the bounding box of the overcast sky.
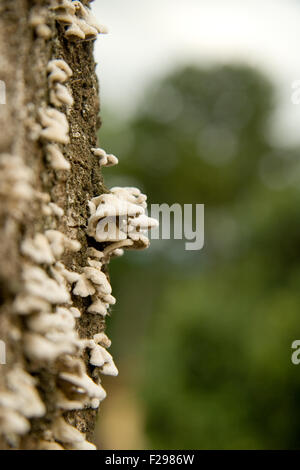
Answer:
[93,0,300,146]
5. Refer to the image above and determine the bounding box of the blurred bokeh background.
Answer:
[92,0,300,449]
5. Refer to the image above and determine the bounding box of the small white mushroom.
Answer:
[83,268,111,294]
[102,294,116,305]
[46,144,71,171]
[36,23,52,39]
[13,294,51,315]
[87,247,103,259]
[100,361,119,377]
[69,306,81,318]
[87,297,108,316]
[87,194,143,240]
[23,265,71,304]
[91,148,118,167]
[54,262,81,284]
[50,83,73,107]
[94,346,118,376]
[50,264,69,287]
[93,332,112,349]
[73,273,96,297]
[59,368,107,400]
[75,1,107,34]
[111,186,147,209]
[39,107,69,144]
[39,441,64,450]
[89,398,100,409]
[110,248,124,259]
[0,408,29,435]
[56,391,84,411]
[65,22,85,40]
[84,337,118,375]
[3,368,46,418]
[87,258,103,270]
[45,329,79,349]
[89,344,106,367]
[24,332,76,361]
[21,233,55,264]
[35,191,51,203]
[45,230,81,258]
[49,202,64,218]
[50,0,76,16]
[52,417,85,444]
[51,0,106,41]
[42,204,52,216]
[47,59,73,85]
[26,309,75,335]
[29,8,52,39]
[0,154,34,204]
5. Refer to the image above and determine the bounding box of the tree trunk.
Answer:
[0,0,110,450]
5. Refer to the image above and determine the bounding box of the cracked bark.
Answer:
[0,0,106,449]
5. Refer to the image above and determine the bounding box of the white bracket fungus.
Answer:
[39,107,70,144]
[47,59,73,86]
[23,265,71,305]
[59,366,107,401]
[21,233,55,265]
[0,408,30,436]
[48,202,64,218]
[0,368,45,436]
[51,0,107,41]
[47,60,73,108]
[91,148,118,168]
[45,230,81,258]
[29,7,52,39]
[24,332,77,362]
[87,187,158,251]
[86,336,118,376]
[0,154,34,207]
[50,83,74,107]
[2,7,158,449]
[46,143,71,170]
[13,294,51,316]
[52,417,96,450]
[72,273,95,297]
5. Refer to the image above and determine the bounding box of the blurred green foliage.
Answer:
[99,64,300,449]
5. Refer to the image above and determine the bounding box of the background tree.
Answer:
[100,65,300,449]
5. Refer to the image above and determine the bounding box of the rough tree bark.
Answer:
[0,0,108,449]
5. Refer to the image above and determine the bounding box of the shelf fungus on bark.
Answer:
[48,202,64,218]
[39,107,70,144]
[0,1,157,450]
[45,230,81,258]
[6,220,114,447]
[40,59,73,171]
[47,59,73,86]
[0,154,34,211]
[21,233,55,265]
[52,417,96,450]
[87,187,158,252]
[47,60,73,108]
[50,0,107,41]
[0,368,46,437]
[91,147,119,167]
[29,7,52,40]
[86,336,118,376]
